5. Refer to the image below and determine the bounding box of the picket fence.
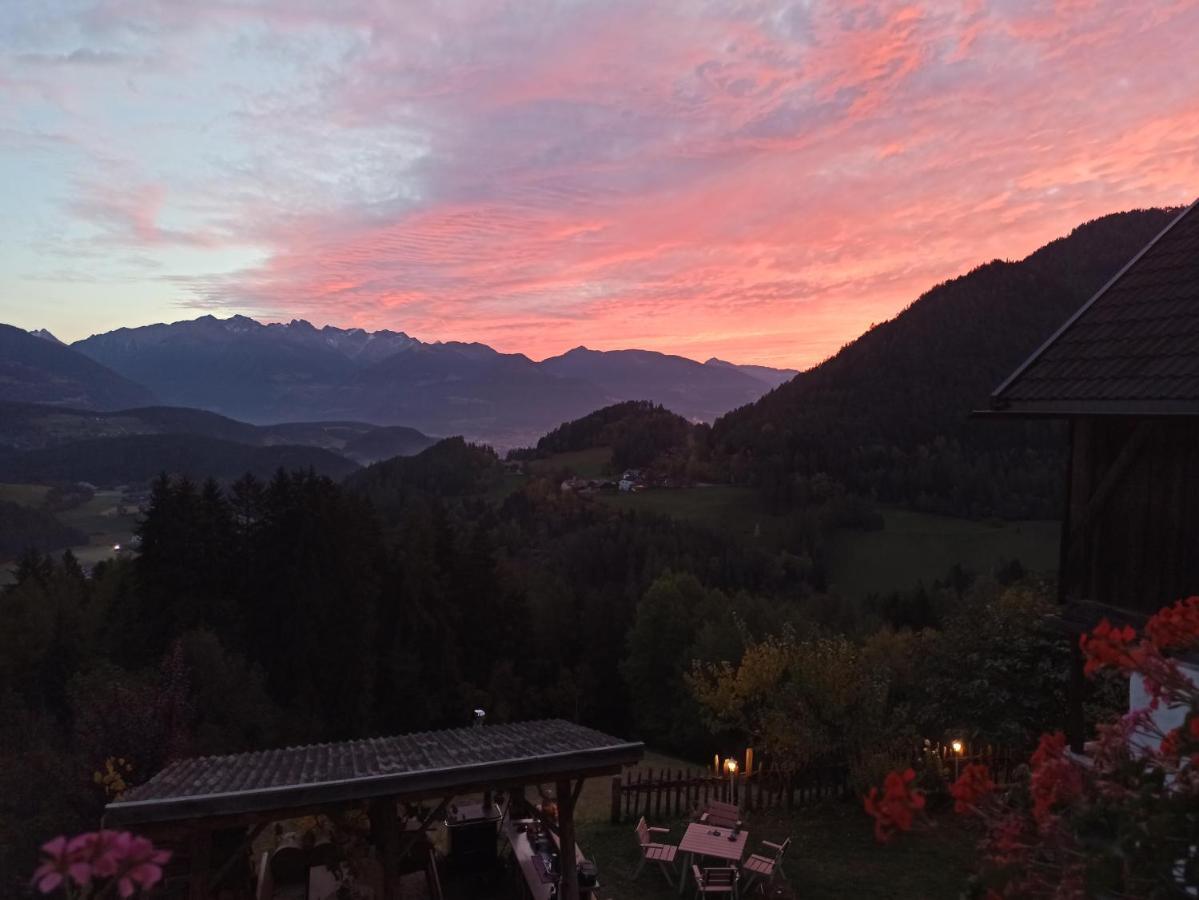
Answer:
[608,742,1023,824]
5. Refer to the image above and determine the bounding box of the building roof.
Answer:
[991,198,1199,416]
[104,719,643,827]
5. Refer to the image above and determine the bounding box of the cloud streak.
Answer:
[2,0,1198,365]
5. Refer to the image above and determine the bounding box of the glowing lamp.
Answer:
[724,758,739,775]
[951,739,964,755]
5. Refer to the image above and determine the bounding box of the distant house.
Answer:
[988,197,1199,748]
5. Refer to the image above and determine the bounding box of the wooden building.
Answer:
[989,196,1199,747]
[104,718,643,900]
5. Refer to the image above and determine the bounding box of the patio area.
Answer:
[102,719,644,900]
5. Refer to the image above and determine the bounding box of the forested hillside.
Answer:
[0,499,85,558]
[0,434,359,487]
[514,401,697,471]
[711,209,1176,518]
[0,325,156,410]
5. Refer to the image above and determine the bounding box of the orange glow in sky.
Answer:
[2,1,1198,367]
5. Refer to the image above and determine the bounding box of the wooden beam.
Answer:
[187,828,211,900]
[557,779,579,900]
[209,821,267,892]
[371,798,402,900]
[1064,420,1153,579]
[394,796,453,868]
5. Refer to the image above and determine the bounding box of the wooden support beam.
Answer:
[209,821,267,892]
[394,796,453,868]
[557,779,579,900]
[371,798,402,900]
[1065,420,1153,579]
[187,828,211,900]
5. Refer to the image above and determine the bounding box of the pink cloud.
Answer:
[6,0,1199,365]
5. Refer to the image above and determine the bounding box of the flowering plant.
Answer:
[865,597,1199,898]
[31,831,171,898]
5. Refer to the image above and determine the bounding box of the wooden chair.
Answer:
[691,865,739,899]
[633,816,679,886]
[697,800,743,828]
[740,837,790,893]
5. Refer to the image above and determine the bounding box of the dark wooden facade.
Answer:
[1061,416,1199,618]
[989,196,1199,749]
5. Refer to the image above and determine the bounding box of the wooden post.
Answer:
[557,779,580,900]
[1062,418,1091,753]
[371,798,402,900]
[610,775,622,825]
[188,828,211,900]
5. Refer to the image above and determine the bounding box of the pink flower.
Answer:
[31,830,171,897]
[31,835,91,893]
[114,833,171,897]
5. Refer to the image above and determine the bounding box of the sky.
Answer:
[1,1,1198,368]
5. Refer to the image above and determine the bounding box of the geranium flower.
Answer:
[950,763,996,813]
[1079,619,1140,676]
[30,830,171,897]
[864,768,925,843]
[1029,732,1083,827]
[31,836,91,893]
[114,833,171,898]
[1145,596,1199,652]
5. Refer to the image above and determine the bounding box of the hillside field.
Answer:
[825,508,1060,601]
[599,481,1059,598]
[0,484,138,582]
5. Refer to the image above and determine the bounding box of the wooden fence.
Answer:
[609,742,1025,824]
[610,766,848,824]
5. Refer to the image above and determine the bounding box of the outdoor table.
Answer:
[677,822,748,894]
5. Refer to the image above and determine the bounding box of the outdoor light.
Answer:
[724,758,739,775]
[951,739,964,755]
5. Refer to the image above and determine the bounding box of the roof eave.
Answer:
[976,399,1199,418]
[990,197,1199,405]
[104,741,645,827]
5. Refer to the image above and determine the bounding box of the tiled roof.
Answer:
[992,198,1199,414]
[104,719,642,826]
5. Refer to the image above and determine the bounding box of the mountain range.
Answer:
[36,317,793,447]
[0,205,1177,507]
[0,323,156,410]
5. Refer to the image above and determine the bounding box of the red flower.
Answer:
[1029,732,1083,827]
[1079,619,1140,676]
[1145,596,1199,652]
[950,763,996,814]
[1160,728,1182,760]
[864,768,926,843]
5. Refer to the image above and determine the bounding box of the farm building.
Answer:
[989,196,1199,748]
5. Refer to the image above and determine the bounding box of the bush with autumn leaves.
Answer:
[865,597,1199,898]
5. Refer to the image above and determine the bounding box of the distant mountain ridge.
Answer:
[69,317,792,446]
[0,401,437,464]
[0,434,359,488]
[0,324,156,410]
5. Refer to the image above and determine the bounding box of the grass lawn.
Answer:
[0,486,139,583]
[0,482,52,506]
[57,489,140,554]
[598,485,789,544]
[601,483,1059,600]
[576,802,979,900]
[527,447,614,479]
[826,508,1060,602]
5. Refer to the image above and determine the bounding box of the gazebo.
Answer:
[104,718,644,900]
[987,195,1199,747]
